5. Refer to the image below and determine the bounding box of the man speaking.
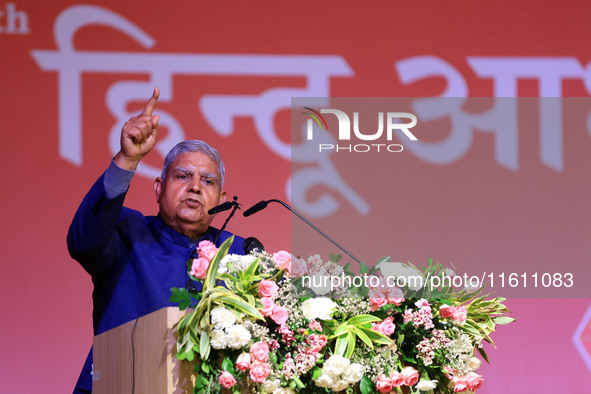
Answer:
[68,88,245,392]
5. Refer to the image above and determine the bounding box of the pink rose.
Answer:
[190,257,209,279]
[307,334,328,353]
[452,306,467,323]
[197,240,218,262]
[453,376,468,392]
[236,353,252,371]
[388,298,405,306]
[309,320,322,331]
[376,374,394,393]
[380,317,396,336]
[439,304,456,319]
[370,297,388,311]
[249,361,271,383]
[466,372,484,391]
[273,251,291,274]
[390,371,405,387]
[258,280,279,298]
[218,371,236,389]
[260,297,275,316]
[291,257,307,277]
[271,306,289,325]
[372,317,395,337]
[400,366,419,386]
[250,341,270,362]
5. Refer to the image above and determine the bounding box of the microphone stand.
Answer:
[246,199,364,266]
[213,196,240,244]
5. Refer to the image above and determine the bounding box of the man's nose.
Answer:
[188,180,201,194]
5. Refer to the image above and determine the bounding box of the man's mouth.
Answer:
[183,199,202,208]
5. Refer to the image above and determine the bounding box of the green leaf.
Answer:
[169,287,193,310]
[334,335,348,356]
[359,261,370,274]
[352,327,373,349]
[204,236,234,291]
[221,357,236,375]
[358,327,393,346]
[331,323,350,337]
[215,293,264,320]
[293,377,305,389]
[199,330,210,360]
[201,362,210,374]
[311,367,323,380]
[477,346,490,363]
[345,331,356,358]
[360,375,374,394]
[347,314,381,327]
[493,316,516,325]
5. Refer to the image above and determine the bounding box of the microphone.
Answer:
[242,199,363,266]
[208,201,234,215]
[243,200,268,217]
[243,237,265,254]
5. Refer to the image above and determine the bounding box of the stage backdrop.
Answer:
[1,1,591,392]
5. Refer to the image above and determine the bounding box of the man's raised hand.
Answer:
[114,87,160,171]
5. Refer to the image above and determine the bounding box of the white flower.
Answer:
[262,379,281,393]
[209,329,228,349]
[301,297,338,320]
[342,363,364,383]
[379,262,424,290]
[226,324,251,349]
[332,380,349,391]
[314,373,334,388]
[323,354,350,377]
[273,389,296,394]
[416,380,438,391]
[468,357,482,371]
[210,306,236,329]
[220,254,256,273]
[306,273,331,295]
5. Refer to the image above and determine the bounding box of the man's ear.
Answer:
[154,177,162,203]
[218,190,227,205]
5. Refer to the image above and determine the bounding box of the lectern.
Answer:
[92,307,194,393]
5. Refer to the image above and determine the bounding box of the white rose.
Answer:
[332,380,349,391]
[468,357,482,371]
[416,380,438,391]
[301,297,338,320]
[262,379,281,393]
[210,306,236,330]
[209,329,228,349]
[342,363,364,383]
[226,324,251,349]
[323,354,350,377]
[314,373,334,388]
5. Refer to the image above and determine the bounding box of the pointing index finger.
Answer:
[143,87,160,116]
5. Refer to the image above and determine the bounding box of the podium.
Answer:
[92,307,194,394]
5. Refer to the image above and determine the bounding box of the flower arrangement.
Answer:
[169,236,514,393]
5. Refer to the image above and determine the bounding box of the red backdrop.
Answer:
[1,1,591,392]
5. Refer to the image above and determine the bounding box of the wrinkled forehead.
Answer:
[167,152,222,178]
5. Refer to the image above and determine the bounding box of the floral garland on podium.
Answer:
[170,236,514,394]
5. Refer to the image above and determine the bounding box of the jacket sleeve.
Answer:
[67,172,127,280]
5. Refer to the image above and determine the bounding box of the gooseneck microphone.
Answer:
[208,201,235,215]
[242,199,363,266]
[211,196,241,244]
